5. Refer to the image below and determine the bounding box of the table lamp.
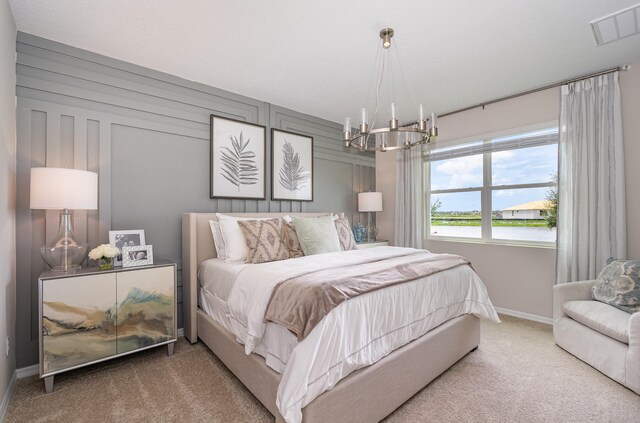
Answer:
[30,167,98,271]
[358,192,383,242]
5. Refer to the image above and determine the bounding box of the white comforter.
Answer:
[225,246,499,423]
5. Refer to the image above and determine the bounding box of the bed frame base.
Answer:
[195,309,480,423]
[183,213,481,422]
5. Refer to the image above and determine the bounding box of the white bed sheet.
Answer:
[223,246,500,423]
[198,258,305,372]
[198,258,247,301]
[199,286,297,373]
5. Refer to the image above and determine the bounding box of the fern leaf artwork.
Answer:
[219,131,259,191]
[278,140,310,191]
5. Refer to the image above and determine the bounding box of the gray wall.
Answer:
[15,32,375,367]
[0,0,17,410]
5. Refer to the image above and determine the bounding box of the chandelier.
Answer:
[343,28,439,152]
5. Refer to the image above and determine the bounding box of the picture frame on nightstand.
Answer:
[109,229,146,266]
[122,245,154,267]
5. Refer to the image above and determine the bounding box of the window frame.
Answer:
[425,123,558,248]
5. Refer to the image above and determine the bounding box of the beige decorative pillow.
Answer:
[292,215,342,255]
[216,213,271,263]
[237,219,289,264]
[334,216,357,251]
[282,221,305,258]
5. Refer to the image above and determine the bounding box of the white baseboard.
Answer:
[177,328,184,337]
[16,364,38,379]
[0,371,17,422]
[494,307,553,325]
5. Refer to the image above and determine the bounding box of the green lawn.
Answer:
[431,217,549,228]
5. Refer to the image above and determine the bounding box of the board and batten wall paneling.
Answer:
[14,32,375,368]
[0,0,17,407]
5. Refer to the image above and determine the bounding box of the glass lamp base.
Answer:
[40,209,89,271]
[366,224,378,242]
[41,244,89,271]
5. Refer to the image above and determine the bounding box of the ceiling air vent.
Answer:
[591,3,640,46]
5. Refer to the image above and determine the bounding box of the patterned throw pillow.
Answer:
[237,219,289,264]
[592,258,640,313]
[282,221,304,258]
[334,216,357,251]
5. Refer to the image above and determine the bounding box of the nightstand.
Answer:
[38,260,177,393]
[355,240,390,249]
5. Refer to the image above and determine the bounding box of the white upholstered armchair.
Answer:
[553,280,640,394]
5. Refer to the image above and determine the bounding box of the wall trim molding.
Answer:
[16,364,38,379]
[15,32,376,368]
[494,307,553,325]
[0,371,17,420]
[16,31,266,117]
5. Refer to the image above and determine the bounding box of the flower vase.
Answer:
[353,223,367,244]
[99,258,113,271]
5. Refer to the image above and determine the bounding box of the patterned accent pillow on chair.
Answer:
[237,219,289,264]
[334,216,357,251]
[282,221,305,258]
[592,258,640,313]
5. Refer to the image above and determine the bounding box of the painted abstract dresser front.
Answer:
[38,261,177,393]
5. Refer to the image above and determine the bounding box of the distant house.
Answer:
[502,200,550,220]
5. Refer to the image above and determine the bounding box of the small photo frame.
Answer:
[109,230,146,266]
[210,114,266,200]
[271,129,314,201]
[122,245,153,267]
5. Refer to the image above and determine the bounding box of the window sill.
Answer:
[425,235,556,249]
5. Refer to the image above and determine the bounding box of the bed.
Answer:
[182,212,499,423]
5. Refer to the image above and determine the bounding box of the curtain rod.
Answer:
[435,64,630,120]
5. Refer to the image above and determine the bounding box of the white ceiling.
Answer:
[9,0,640,125]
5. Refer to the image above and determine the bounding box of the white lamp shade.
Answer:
[30,167,98,210]
[358,192,383,212]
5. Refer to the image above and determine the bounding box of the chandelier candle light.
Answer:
[343,28,439,152]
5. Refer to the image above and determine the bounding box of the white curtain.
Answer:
[556,71,626,284]
[394,145,424,248]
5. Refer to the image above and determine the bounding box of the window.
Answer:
[426,127,558,245]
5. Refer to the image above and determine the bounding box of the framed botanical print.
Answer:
[210,114,266,199]
[271,129,314,201]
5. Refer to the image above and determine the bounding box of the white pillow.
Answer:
[282,213,338,225]
[216,213,270,263]
[208,219,227,259]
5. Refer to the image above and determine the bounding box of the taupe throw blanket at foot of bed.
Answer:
[264,251,471,341]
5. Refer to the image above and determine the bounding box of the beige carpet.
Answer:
[5,315,639,422]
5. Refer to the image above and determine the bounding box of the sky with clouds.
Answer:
[430,144,557,212]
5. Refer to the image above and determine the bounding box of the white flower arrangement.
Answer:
[88,244,120,261]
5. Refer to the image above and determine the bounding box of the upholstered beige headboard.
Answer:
[181,212,330,342]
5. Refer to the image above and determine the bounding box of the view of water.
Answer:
[430,226,556,242]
